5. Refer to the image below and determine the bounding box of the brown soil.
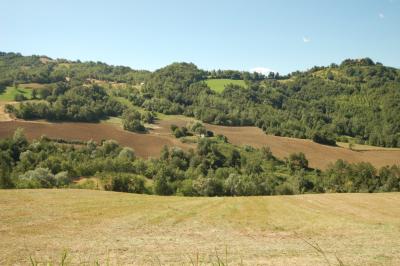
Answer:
[0,120,193,158]
[205,124,400,169]
[1,116,399,170]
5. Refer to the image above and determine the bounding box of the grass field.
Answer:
[0,189,399,265]
[205,79,246,93]
[0,86,32,101]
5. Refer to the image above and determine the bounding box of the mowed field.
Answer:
[0,189,399,265]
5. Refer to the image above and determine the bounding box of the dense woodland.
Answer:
[1,129,399,195]
[3,52,399,147]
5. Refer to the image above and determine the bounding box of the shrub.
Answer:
[123,119,146,133]
[16,168,55,188]
[287,152,309,170]
[312,131,336,146]
[106,174,146,194]
[14,93,27,101]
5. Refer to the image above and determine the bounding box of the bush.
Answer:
[106,174,146,194]
[14,93,27,101]
[123,119,146,133]
[312,131,336,146]
[287,152,309,170]
[16,168,55,188]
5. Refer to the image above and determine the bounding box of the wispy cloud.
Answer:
[303,36,311,43]
[379,13,385,19]
[250,67,274,75]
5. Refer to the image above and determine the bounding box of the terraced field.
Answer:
[1,189,399,265]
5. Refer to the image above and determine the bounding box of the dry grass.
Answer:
[0,102,13,121]
[337,142,400,151]
[0,190,399,265]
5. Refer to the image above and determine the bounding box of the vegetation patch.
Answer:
[0,86,32,101]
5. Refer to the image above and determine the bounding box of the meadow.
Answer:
[0,189,399,265]
[205,79,246,93]
[0,86,32,101]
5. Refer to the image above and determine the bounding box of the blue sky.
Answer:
[1,0,399,74]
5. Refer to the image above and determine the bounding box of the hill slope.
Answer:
[1,189,399,265]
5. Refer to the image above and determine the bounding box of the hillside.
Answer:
[2,52,399,148]
[1,52,400,196]
[1,189,399,265]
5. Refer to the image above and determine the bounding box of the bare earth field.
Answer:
[0,120,193,158]
[204,124,400,169]
[0,189,399,265]
[0,115,399,169]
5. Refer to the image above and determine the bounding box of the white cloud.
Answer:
[250,67,274,75]
[379,13,385,19]
[303,36,311,43]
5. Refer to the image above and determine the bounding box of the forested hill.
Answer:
[142,59,400,147]
[2,52,400,147]
[0,52,150,85]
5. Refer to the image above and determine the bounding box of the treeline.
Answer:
[206,69,281,81]
[1,130,399,195]
[7,84,123,122]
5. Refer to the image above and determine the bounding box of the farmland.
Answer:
[1,189,399,265]
[205,78,246,93]
[1,115,400,170]
[0,120,193,158]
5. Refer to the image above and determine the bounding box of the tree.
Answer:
[16,168,55,188]
[14,93,27,101]
[31,88,38,99]
[287,152,309,170]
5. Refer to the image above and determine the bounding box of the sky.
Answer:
[1,0,399,74]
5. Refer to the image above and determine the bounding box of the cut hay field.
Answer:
[205,79,246,93]
[0,189,399,265]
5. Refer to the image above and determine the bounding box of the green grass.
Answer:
[205,79,246,93]
[0,86,32,101]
